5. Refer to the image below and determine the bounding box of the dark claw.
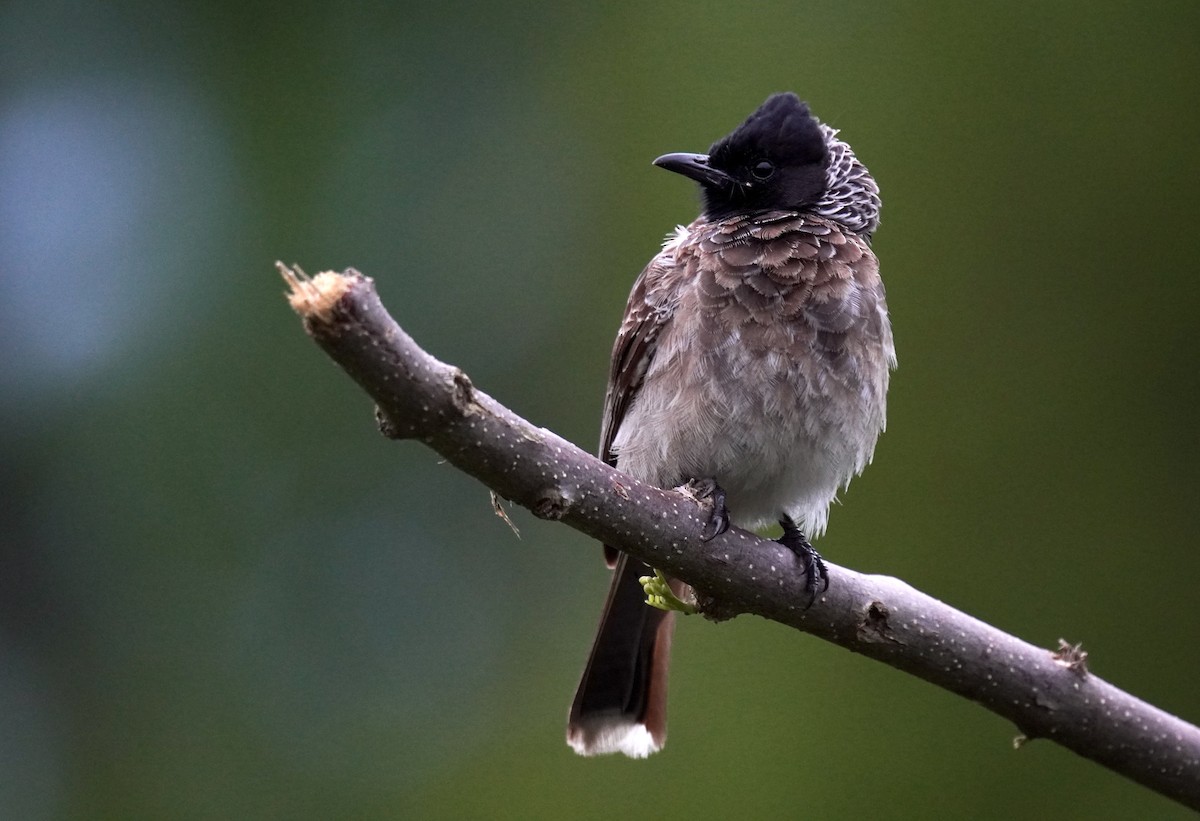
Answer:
[688,478,730,541]
[778,516,829,607]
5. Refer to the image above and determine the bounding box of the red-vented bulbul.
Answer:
[567,92,894,757]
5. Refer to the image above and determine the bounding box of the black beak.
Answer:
[653,152,734,189]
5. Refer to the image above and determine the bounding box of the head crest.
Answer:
[709,92,828,173]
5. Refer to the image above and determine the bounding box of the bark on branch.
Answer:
[279,263,1200,809]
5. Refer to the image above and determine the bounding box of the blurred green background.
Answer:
[2,1,1198,818]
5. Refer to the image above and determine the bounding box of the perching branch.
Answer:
[279,263,1200,810]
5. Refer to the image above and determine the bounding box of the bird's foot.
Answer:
[640,568,696,615]
[677,478,730,541]
[778,516,829,608]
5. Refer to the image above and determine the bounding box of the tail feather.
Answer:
[567,552,677,757]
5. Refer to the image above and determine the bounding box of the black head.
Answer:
[654,92,831,220]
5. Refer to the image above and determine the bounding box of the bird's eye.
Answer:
[751,160,775,180]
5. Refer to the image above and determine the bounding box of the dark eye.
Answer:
[751,160,775,180]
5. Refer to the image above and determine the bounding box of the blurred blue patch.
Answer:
[0,78,234,409]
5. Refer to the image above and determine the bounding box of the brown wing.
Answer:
[598,249,682,566]
[598,252,681,466]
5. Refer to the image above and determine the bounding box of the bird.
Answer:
[566,92,895,758]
